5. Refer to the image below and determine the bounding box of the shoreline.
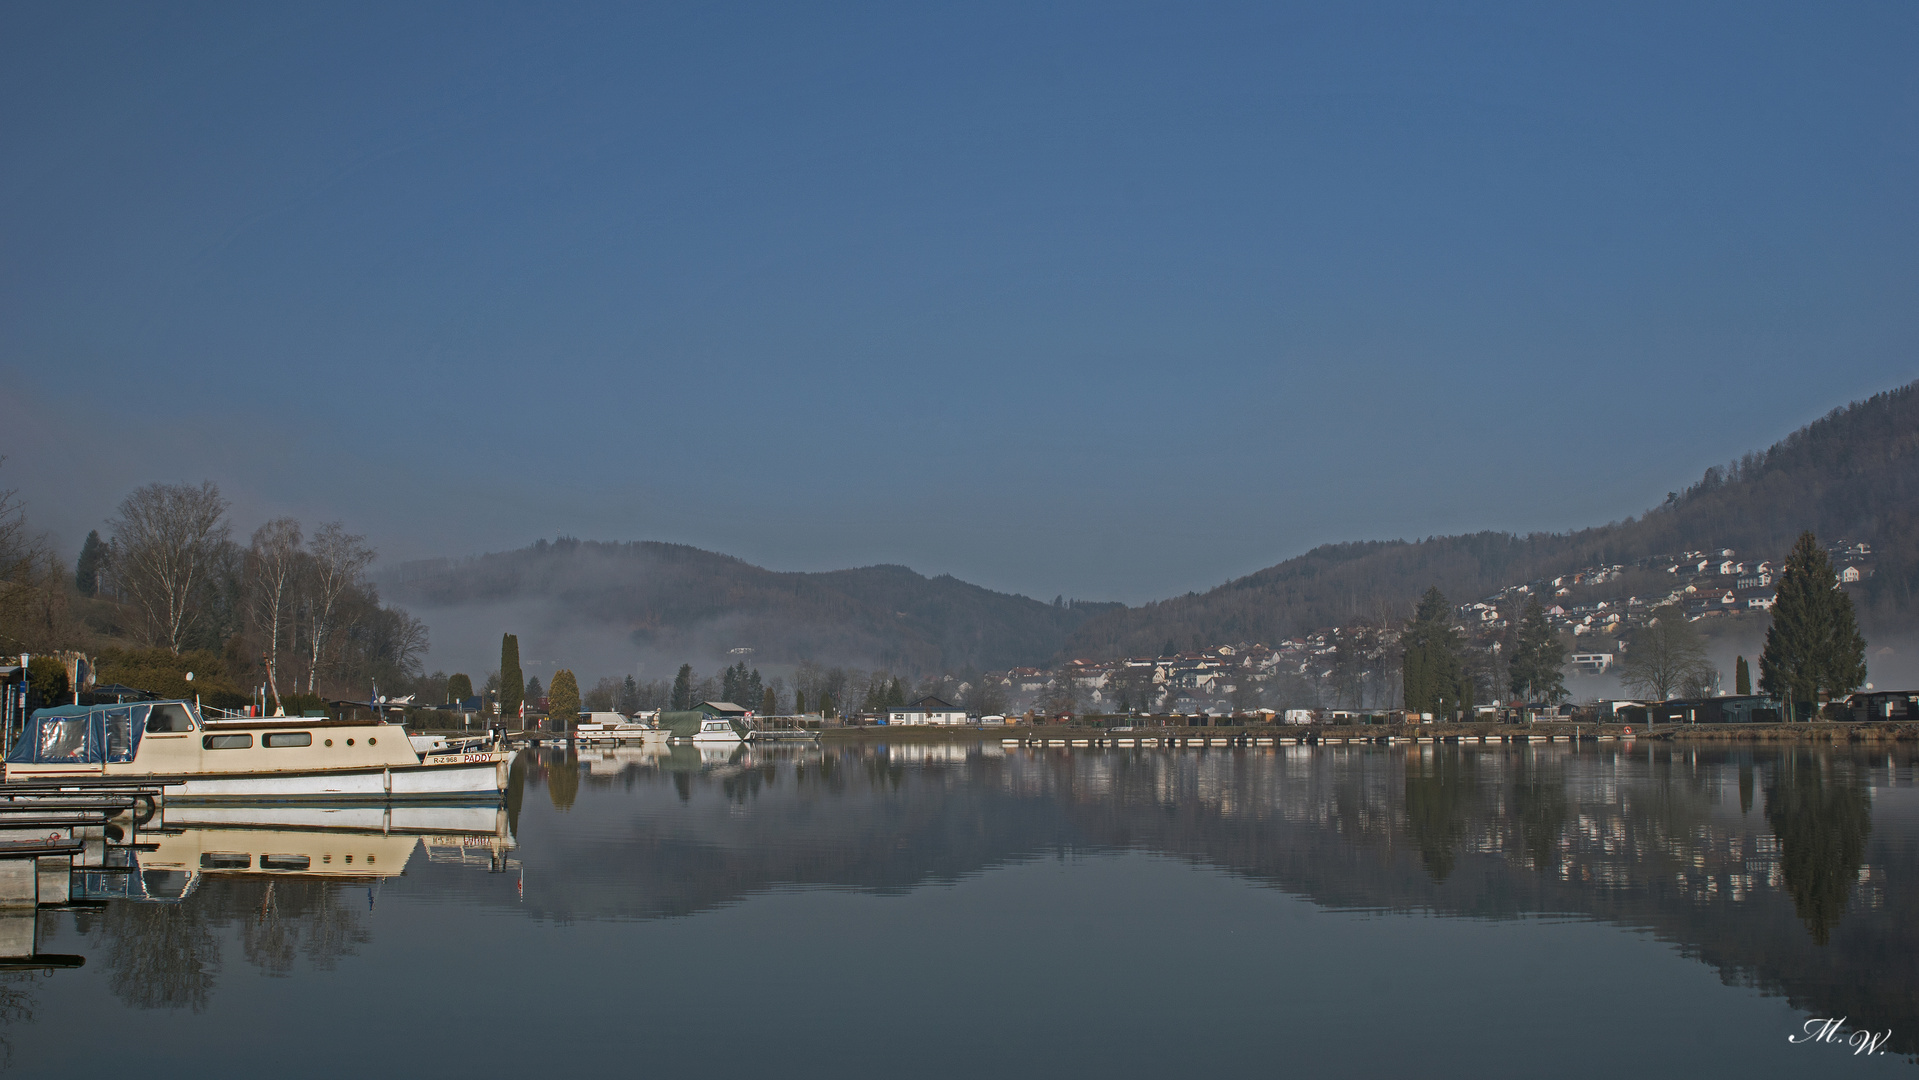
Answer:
[812,721,1919,744]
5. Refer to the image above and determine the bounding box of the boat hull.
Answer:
[160,756,510,803]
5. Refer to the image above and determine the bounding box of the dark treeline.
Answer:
[1066,381,1919,659]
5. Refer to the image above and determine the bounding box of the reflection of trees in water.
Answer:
[100,901,221,1012]
[236,879,373,976]
[864,754,906,793]
[0,971,40,1068]
[721,764,776,804]
[1403,751,1478,881]
[506,753,527,837]
[94,876,373,1010]
[1509,755,1569,873]
[549,752,580,811]
[1765,754,1872,946]
[794,750,844,794]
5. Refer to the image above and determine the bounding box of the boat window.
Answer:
[146,704,194,733]
[199,853,250,870]
[260,854,310,871]
[203,734,252,750]
[264,732,312,748]
[37,718,94,762]
[105,707,135,762]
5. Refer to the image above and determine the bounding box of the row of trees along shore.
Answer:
[1402,531,1868,721]
[476,643,954,727]
[0,471,429,712]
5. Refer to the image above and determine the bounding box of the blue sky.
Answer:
[3,1,1915,603]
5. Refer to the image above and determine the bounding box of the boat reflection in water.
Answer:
[75,802,517,904]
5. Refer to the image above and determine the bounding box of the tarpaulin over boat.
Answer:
[6,703,150,765]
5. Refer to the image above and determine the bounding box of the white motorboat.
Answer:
[687,716,750,744]
[574,719,670,745]
[4,700,510,803]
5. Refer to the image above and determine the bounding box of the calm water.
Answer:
[7,739,1918,1077]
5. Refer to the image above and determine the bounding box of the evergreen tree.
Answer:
[446,672,474,705]
[1508,598,1568,704]
[1735,656,1752,696]
[887,677,905,707]
[794,688,806,715]
[1401,586,1462,719]
[499,634,524,723]
[721,664,738,704]
[1760,532,1869,719]
[547,668,580,731]
[670,663,693,711]
[818,691,834,719]
[524,675,543,704]
[745,667,763,710]
[75,529,106,597]
[761,686,777,716]
[619,674,640,713]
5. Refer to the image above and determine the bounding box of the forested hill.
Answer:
[385,538,1117,675]
[1062,380,1919,659]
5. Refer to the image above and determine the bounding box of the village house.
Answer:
[886,696,968,726]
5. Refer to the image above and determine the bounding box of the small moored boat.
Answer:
[687,716,751,744]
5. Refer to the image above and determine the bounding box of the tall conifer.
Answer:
[670,664,693,711]
[1760,532,1868,719]
[547,668,581,731]
[75,530,106,596]
[1401,586,1462,718]
[1508,598,1569,704]
[499,634,523,725]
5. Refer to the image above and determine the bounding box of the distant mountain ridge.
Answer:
[386,538,1117,674]
[1061,380,1919,659]
[394,381,1918,675]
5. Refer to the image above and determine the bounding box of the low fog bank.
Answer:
[409,598,819,689]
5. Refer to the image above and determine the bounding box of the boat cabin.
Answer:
[4,699,423,778]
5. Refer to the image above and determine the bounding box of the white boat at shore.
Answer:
[4,700,509,803]
[688,716,752,744]
[574,720,670,744]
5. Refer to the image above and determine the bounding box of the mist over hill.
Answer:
[384,538,1116,680]
[394,381,1917,680]
[1062,380,1919,660]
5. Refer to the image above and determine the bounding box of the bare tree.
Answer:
[107,482,230,653]
[0,466,49,647]
[0,465,33,592]
[245,518,304,712]
[1617,605,1715,701]
[384,609,430,678]
[300,522,374,693]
